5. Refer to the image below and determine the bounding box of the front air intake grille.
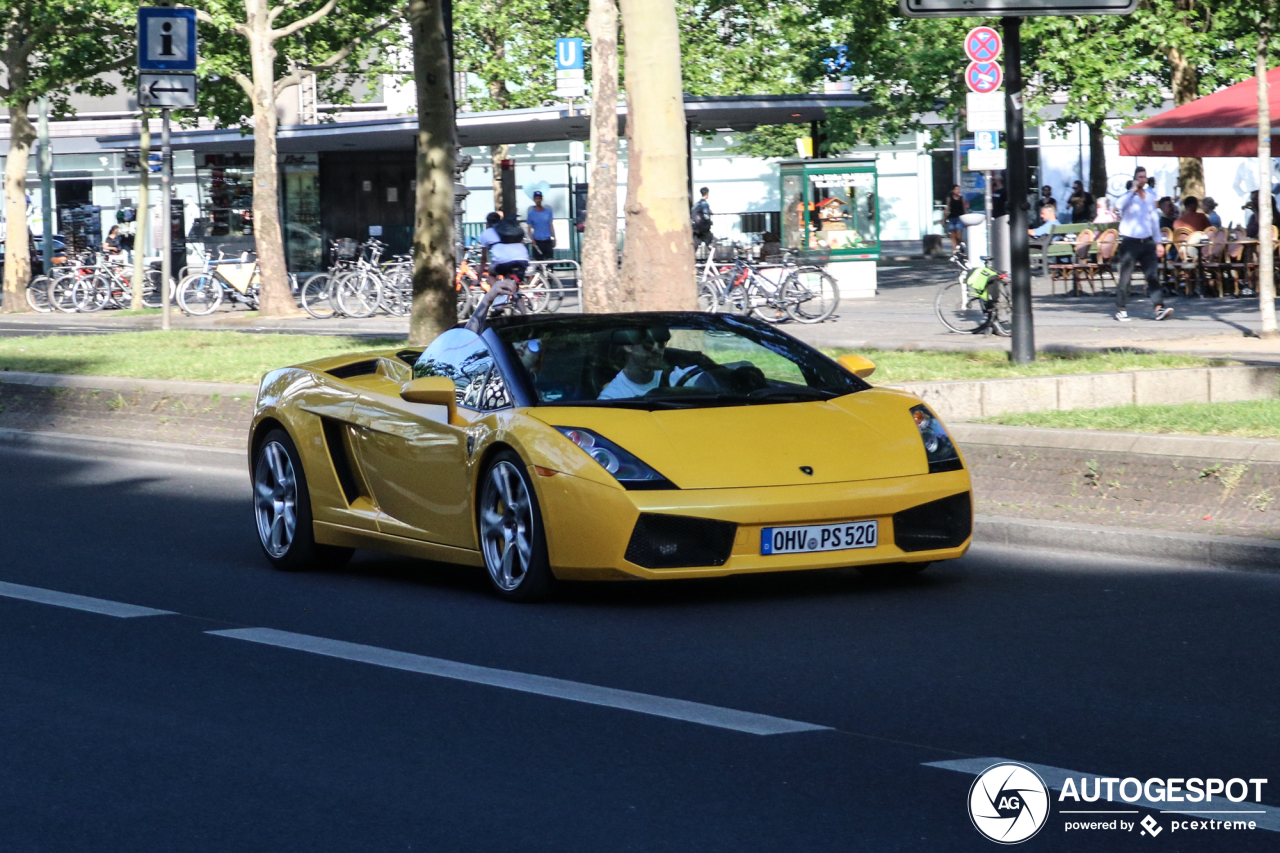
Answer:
[625,514,737,569]
[327,359,379,379]
[893,492,972,553]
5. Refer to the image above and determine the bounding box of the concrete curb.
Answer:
[975,515,1280,573]
[0,370,256,398]
[891,365,1280,421]
[0,428,244,471]
[951,422,1280,463]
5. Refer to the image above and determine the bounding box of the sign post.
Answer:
[902,0,1136,363]
[555,37,585,112]
[138,5,197,331]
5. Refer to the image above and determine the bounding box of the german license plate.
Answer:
[760,520,878,555]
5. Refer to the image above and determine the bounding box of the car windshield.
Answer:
[491,313,867,409]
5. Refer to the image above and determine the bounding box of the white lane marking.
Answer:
[926,757,1279,832]
[0,580,175,618]
[209,627,830,736]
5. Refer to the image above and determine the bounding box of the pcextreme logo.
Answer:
[968,763,1051,844]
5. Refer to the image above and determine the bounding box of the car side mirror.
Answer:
[837,354,876,379]
[400,376,457,420]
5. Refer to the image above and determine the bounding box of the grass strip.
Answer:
[0,331,403,385]
[983,399,1280,439]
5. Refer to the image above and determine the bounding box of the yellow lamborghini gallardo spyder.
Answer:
[249,312,972,600]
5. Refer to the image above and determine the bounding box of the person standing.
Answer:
[1067,180,1094,225]
[690,186,714,250]
[990,174,1007,219]
[1114,166,1172,323]
[525,191,555,261]
[945,184,967,251]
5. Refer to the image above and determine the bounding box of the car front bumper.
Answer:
[532,468,972,581]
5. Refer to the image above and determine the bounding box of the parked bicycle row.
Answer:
[695,243,840,324]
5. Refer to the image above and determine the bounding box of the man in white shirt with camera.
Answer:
[1114,166,1172,322]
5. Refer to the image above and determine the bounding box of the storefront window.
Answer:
[781,172,803,252]
[281,154,321,271]
[806,170,876,251]
[193,153,255,241]
[779,160,880,259]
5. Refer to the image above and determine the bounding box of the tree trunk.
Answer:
[1257,2,1277,339]
[1,101,35,314]
[248,2,301,317]
[486,73,510,215]
[408,0,458,345]
[132,112,151,310]
[581,0,619,312]
[617,0,696,311]
[1166,40,1204,199]
[1087,120,1108,201]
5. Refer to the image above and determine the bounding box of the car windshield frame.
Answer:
[487,312,870,410]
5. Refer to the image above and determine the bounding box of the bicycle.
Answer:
[176,248,262,315]
[935,245,1011,336]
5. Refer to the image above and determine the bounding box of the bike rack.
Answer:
[526,259,584,312]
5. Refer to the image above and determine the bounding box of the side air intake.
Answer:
[320,418,360,504]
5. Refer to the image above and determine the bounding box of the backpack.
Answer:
[691,203,711,234]
[495,218,525,244]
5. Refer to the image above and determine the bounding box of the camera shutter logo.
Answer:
[968,762,1050,844]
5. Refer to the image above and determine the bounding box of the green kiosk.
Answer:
[779,157,879,298]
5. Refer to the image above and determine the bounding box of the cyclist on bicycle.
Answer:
[478,211,529,283]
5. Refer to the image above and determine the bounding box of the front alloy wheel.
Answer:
[478,453,554,601]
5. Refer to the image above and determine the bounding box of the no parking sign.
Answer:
[965,61,1003,94]
[964,26,1002,63]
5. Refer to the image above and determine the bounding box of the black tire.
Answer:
[784,267,840,323]
[253,428,354,572]
[856,562,930,579]
[477,450,555,602]
[935,281,988,334]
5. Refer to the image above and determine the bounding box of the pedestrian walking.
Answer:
[945,185,967,251]
[691,187,714,250]
[525,191,555,261]
[1114,166,1172,323]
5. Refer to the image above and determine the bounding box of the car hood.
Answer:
[528,389,929,489]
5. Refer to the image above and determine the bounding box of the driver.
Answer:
[598,327,695,399]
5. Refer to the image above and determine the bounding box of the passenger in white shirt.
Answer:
[1113,166,1172,323]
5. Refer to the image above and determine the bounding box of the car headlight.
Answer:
[554,427,675,490]
[910,405,963,473]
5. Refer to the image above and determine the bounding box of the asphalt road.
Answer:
[1,445,1277,852]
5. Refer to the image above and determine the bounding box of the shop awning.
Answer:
[1119,66,1279,158]
[96,93,872,154]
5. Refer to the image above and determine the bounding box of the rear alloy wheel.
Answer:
[253,428,353,572]
[478,451,554,601]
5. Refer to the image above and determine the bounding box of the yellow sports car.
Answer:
[249,312,972,600]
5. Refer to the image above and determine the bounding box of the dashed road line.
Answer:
[209,626,830,736]
[0,580,175,618]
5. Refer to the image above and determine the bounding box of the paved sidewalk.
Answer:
[2,258,1278,362]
